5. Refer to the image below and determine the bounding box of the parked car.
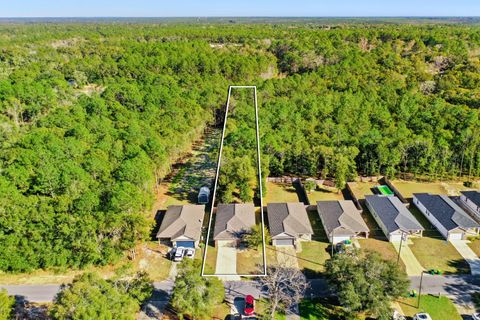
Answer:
[472,313,480,320]
[173,247,185,262]
[184,248,195,259]
[413,313,432,320]
[244,295,255,316]
[225,314,241,320]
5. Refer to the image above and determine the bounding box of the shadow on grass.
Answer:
[446,258,471,275]
[299,297,348,320]
[151,210,166,241]
[266,245,327,279]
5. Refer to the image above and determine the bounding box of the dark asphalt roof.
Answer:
[414,193,479,231]
[461,191,480,208]
[156,205,205,241]
[213,203,256,240]
[365,195,424,233]
[316,200,369,237]
[267,202,313,239]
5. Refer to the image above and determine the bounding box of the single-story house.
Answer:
[213,203,256,246]
[267,202,314,247]
[365,195,424,242]
[156,204,205,248]
[460,191,480,218]
[413,193,479,241]
[316,200,369,244]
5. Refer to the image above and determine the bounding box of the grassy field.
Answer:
[306,185,344,203]
[390,180,473,198]
[0,242,172,285]
[398,295,462,320]
[296,241,330,278]
[358,238,406,271]
[264,181,302,203]
[410,237,470,274]
[256,299,287,319]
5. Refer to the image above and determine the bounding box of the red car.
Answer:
[244,295,255,316]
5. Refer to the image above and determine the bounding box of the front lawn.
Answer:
[256,299,287,319]
[357,238,406,271]
[410,237,470,274]
[296,241,330,278]
[398,295,462,320]
[468,237,480,257]
[203,244,218,275]
[237,246,264,275]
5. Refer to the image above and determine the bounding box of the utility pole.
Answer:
[418,271,424,308]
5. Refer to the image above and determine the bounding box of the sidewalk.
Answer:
[392,241,425,276]
[451,240,480,275]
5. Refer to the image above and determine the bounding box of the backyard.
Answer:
[398,295,462,319]
[264,181,303,203]
[390,179,473,198]
[306,184,344,204]
[347,181,378,200]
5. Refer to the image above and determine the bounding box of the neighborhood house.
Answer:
[365,195,424,242]
[213,203,256,246]
[413,193,479,241]
[156,205,205,248]
[267,202,314,247]
[460,191,480,217]
[316,200,369,244]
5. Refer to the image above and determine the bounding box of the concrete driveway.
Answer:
[451,240,480,275]
[392,241,425,276]
[216,240,238,276]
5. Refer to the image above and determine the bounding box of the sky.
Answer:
[0,0,479,18]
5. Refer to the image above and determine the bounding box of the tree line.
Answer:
[0,22,479,272]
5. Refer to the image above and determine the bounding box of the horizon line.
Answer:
[1,15,480,19]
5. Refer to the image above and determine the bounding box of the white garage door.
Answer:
[274,239,294,246]
[389,234,403,242]
[448,232,463,241]
[332,236,351,244]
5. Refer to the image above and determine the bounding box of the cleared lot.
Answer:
[264,181,303,203]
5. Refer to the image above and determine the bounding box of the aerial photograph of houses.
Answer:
[0,1,480,320]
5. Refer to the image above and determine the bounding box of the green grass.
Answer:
[410,237,470,274]
[203,245,217,275]
[265,181,302,203]
[237,246,263,275]
[357,238,406,271]
[256,299,287,319]
[468,237,480,257]
[307,185,344,203]
[347,181,377,200]
[398,295,462,320]
[390,180,472,198]
[296,241,330,278]
[299,298,356,320]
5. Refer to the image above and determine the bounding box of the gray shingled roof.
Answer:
[267,203,313,239]
[414,193,479,231]
[156,205,205,241]
[316,200,369,237]
[461,191,480,208]
[365,195,424,233]
[214,203,256,240]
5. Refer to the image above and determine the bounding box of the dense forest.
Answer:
[0,22,479,271]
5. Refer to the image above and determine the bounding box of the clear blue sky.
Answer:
[1,0,479,18]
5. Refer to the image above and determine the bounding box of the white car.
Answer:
[393,310,406,320]
[472,313,480,320]
[173,247,185,262]
[413,313,432,320]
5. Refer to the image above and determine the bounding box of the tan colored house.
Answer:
[156,205,205,248]
[267,202,313,247]
[213,203,256,246]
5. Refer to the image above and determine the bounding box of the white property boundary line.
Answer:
[201,85,267,277]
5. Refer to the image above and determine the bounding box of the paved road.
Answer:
[2,275,478,308]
